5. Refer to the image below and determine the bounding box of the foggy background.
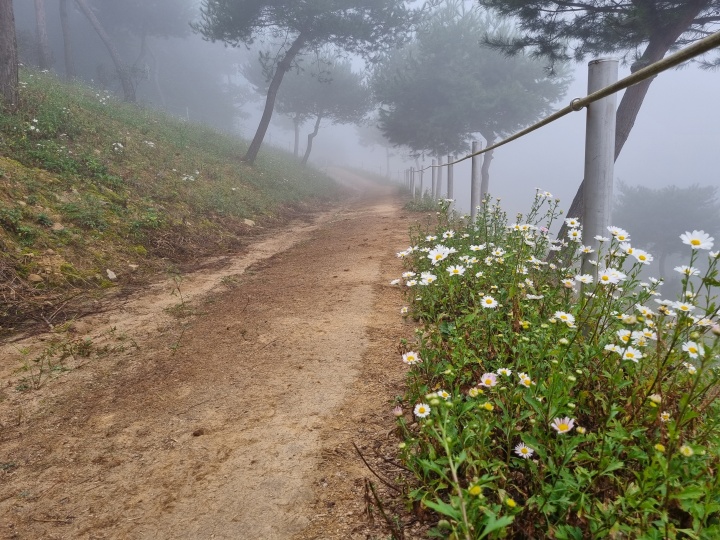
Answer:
[12,1,719,220]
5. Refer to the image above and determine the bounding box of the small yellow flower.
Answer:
[576,426,586,434]
[505,497,517,508]
[468,485,482,496]
[648,394,662,405]
[654,443,665,453]
[680,445,694,457]
[482,402,494,411]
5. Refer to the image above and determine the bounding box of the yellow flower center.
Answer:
[558,423,569,431]
[691,239,701,246]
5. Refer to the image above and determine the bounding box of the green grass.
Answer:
[0,70,343,334]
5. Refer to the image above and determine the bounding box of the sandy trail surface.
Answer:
[0,169,425,539]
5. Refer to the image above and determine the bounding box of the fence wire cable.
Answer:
[410,29,720,174]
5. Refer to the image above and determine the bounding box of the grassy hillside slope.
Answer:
[0,71,343,335]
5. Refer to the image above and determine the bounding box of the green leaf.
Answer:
[423,498,462,521]
[478,513,514,539]
[675,486,706,501]
[600,460,625,476]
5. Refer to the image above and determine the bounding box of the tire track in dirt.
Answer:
[0,169,421,539]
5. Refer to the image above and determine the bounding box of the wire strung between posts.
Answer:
[411,29,720,173]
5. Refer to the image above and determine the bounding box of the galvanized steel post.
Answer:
[581,58,618,276]
[431,159,437,201]
[470,141,481,222]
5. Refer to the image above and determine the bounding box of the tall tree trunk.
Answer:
[293,115,301,157]
[0,0,19,110]
[300,114,322,166]
[145,41,165,108]
[74,0,135,102]
[243,35,306,165]
[34,0,52,69]
[59,0,75,79]
[480,136,494,199]
[563,1,708,226]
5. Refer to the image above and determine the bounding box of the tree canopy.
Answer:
[478,0,720,220]
[194,0,421,164]
[372,2,569,192]
[245,49,372,162]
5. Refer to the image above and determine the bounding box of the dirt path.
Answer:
[0,169,424,539]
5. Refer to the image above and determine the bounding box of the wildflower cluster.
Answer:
[393,191,720,538]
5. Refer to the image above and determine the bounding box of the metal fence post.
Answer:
[582,58,618,276]
[419,168,424,198]
[447,154,454,211]
[436,155,443,200]
[431,159,437,201]
[411,167,416,198]
[470,141,481,222]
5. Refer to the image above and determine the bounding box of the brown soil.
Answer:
[0,169,428,539]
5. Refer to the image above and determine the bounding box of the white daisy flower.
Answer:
[553,311,575,327]
[413,403,431,418]
[514,443,534,459]
[480,295,498,309]
[607,226,630,242]
[632,249,653,264]
[674,265,700,276]
[682,341,703,359]
[680,230,714,250]
[551,417,575,434]
[402,351,422,365]
[622,347,643,363]
[565,218,581,228]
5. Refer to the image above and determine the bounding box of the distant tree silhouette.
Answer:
[613,182,720,277]
[193,0,420,165]
[372,2,568,193]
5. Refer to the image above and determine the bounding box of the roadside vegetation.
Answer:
[394,195,720,538]
[0,70,341,335]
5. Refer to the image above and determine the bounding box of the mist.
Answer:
[13,0,718,221]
